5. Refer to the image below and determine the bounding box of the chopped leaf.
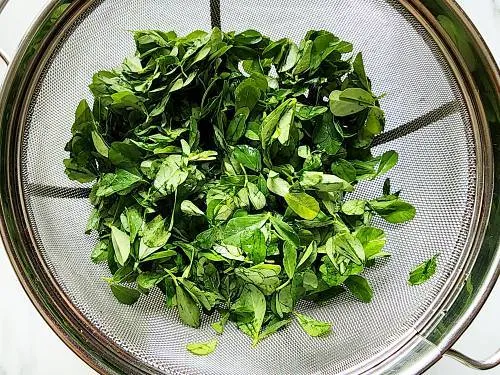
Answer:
[409,255,438,286]
[294,312,332,337]
[186,339,218,356]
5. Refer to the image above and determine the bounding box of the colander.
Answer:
[0,0,499,374]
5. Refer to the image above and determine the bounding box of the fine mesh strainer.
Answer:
[0,0,499,374]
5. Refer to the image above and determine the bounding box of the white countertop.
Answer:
[0,1,499,374]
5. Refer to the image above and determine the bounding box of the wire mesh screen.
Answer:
[20,0,476,373]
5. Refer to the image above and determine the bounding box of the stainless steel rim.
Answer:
[0,1,498,374]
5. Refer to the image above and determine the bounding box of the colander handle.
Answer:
[446,348,500,370]
[0,49,9,66]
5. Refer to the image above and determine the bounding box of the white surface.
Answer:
[0,1,498,374]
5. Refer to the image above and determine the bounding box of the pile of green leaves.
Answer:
[64,27,417,350]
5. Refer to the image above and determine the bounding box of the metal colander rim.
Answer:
[0,0,498,374]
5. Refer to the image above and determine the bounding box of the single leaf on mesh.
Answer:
[294,312,332,337]
[186,339,218,356]
[409,255,438,286]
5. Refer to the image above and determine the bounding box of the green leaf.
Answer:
[138,240,162,261]
[189,44,212,66]
[283,241,297,279]
[292,40,313,75]
[235,264,282,295]
[267,171,290,197]
[137,272,165,289]
[312,113,343,155]
[329,88,375,117]
[235,78,261,111]
[355,107,385,148]
[247,182,266,210]
[141,249,177,262]
[300,172,353,192]
[261,99,296,148]
[294,312,332,337]
[273,103,295,145]
[355,227,387,259]
[295,104,328,120]
[91,131,109,157]
[344,275,373,302]
[91,240,108,263]
[284,192,320,220]
[231,284,266,344]
[125,206,143,242]
[176,284,201,328]
[110,284,140,305]
[240,229,267,264]
[110,226,130,266]
[181,200,205,216]
[213,244,245,261]
[319,258,350,287]
[377,150,398,176]
[302,269,318,290]
[279,42,299,72]
[186,339,218,356]
[72,99,94,131]
[179,279,218,310]
[226,107,250,144]
[233,145,262,172]
[234,29,263,45]
[85,208,100,234]
[409,255,438,286]
[297,241,317,269]
[331,159,356,183]
[63,159,96,183]
[211,311,229,335]
[369,195,416,223]
[223,213,269,246]
[257,318,291,343]
[276,284,294,317]
[326,232,365,265]
[342,199,367,216]
[352,52,370,90]
[96,169,142,197]
[142,215,170,248]
[153,155,188,194]
[270,216,300,248]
